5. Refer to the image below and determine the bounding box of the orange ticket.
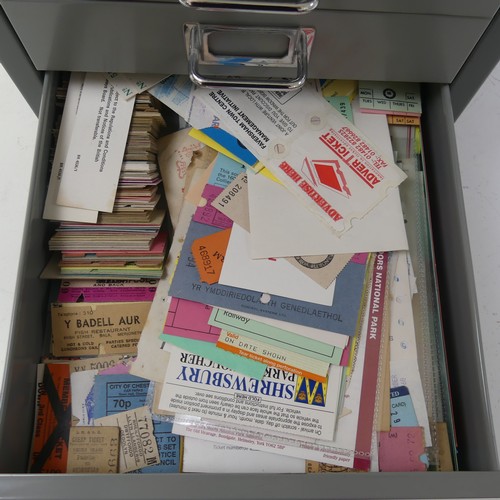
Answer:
[29,363,72,473]
[191,227,231,284]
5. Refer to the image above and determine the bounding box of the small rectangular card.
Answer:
[216,330,329,382]
[51,302,151,356]
[164,298,221,343]
[42,72,98,223]
[191,228,231,285]
[95,406,161,473]
[358,81,422,116]
[390,385,418,427]
[193,154,246,228]
[378,427,427,472]
[67,426,120,473]
[211,171,250,231]
[57,278,158,303]
[56,73,136,212]
[29,363,72,473]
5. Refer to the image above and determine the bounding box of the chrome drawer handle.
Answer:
[179,0,318,14]
[186,24,310,91]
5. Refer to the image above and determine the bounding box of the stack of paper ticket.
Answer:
[42,73,169,279]
[30,73,445,476]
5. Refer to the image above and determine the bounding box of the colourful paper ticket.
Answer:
[390,385,418,427]
[191,228,231,285]
[193,184,233,229]
[57,278,158,303]
[378,427,427,472]
[216,330,330,382]
[164,297,221,342]
[93,374,182,473]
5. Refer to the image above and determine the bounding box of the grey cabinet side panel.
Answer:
[0,72,55,473]
[421,84,499,471]
[0,7,42,115]
[450,6,500,120]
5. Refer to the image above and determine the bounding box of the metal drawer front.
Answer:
[0,0,496,83]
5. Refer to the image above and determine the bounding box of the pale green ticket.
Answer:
[159,333,267,379]
[208,308,344,366]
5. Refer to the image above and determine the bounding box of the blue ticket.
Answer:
[201,127,258,167]
[390,385,418,427]
[93,374,181,473]
[206,153,246,188]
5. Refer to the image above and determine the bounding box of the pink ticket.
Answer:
[193,184,233,229]
[352,253,369,265]
[378,427,427,472]
[57,279,158,303]
[164,297,221,342]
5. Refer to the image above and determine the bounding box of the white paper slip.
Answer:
[159,345,343,442]
[43,72,98,223]
[389,250,431,446]
[182,437,305,473]
[56,73,136,212]
[219,223,336,306]
[248,103,408,258]
[70,369,98,426]
[106,72,168,99]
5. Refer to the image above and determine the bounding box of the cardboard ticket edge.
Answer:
[352,252,389,471]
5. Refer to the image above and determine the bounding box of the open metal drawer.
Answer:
[1,0,500,497]
[0,70,498,498]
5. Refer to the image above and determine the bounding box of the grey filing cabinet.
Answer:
[0,1,500,498]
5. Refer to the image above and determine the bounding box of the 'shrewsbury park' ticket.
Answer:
[168,220,367,336]
[151,76,407,235]
[160,346,343,442]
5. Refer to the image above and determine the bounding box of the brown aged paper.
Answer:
[67,426,120,474]
[51,302,151,356]
[95,406,160,473]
